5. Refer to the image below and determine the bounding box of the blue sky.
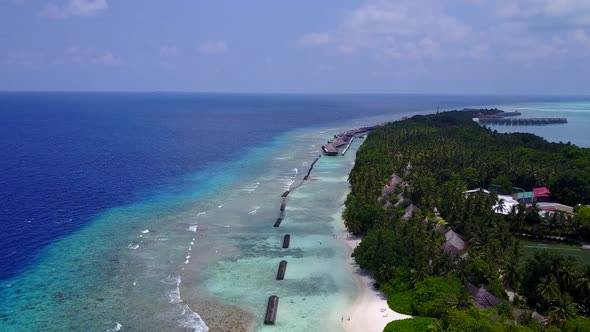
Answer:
[1,0,590,94]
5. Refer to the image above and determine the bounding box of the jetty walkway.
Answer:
[321,125,381,156]
[472,108,567,126]
[478,117,567,125]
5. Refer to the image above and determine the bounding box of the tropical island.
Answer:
[343,109,590,331]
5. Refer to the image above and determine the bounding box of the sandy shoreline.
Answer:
[340,233,412,332]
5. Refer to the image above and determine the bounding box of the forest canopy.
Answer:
[344,110,590,331]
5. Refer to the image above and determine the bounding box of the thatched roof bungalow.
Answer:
[402,204,417,220]
[442,229,468,256]
[467,283,500,309]
[531,311,550,327]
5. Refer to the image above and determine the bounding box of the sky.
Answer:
[1,0,590,94]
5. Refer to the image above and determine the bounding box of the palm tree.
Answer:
[547,294,578,326]
[537,276,561,303]
[427,320,444,332]
[576,275,590,298]
[557,262,580,291]
[411,262,429,284]
[446,289,472,311]
[503,241,522,290]
[433,251,454,276]
[378,263,395,282]
[453,258,470,284]
[494,197,506,214]
[525,202,541,225]
[575,273,590,314]
[504,262,521,291]
[345,218,363,235]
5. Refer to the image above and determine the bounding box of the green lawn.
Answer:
[521,240,590,264]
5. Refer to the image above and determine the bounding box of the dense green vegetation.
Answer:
[344,110,590,331]
[384,317,438,332]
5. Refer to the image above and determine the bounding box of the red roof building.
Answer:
[532,187,551,198]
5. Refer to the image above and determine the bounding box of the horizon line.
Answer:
[1,90,590,98]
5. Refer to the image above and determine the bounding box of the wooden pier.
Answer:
[321,124,382,156]
[341,137,355,155]
[276,260,288,280]
[472,108,567,126]
[264,295,279,325]
[478,117,567,125]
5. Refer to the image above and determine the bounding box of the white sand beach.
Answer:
[341,235,412,332]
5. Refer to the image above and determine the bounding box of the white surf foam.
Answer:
[196,212,206,217]
[127,243,139,250]
[163,275,209,331]
[284,178,295,190]
[248,206,260,215]
[141,229,150,234]
[282,168,300,190]
[106,322,122,332]
[240,181,260,193]
[178,308,209,332]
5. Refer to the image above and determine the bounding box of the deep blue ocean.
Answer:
[0,92,582,281]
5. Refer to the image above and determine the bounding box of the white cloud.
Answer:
[471,43,492,60]
[568,29,590,49]
[298,0,590,63]
[60,46,123,66]
[40,0,108,19]
[62,45,91,63]
[64,46,81,55]
[298,32,333,47]
[160,45,180,57]
[297,0,472,60]
[495,0,590,25]
[90,52,123,66]
[198,40,228,55]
